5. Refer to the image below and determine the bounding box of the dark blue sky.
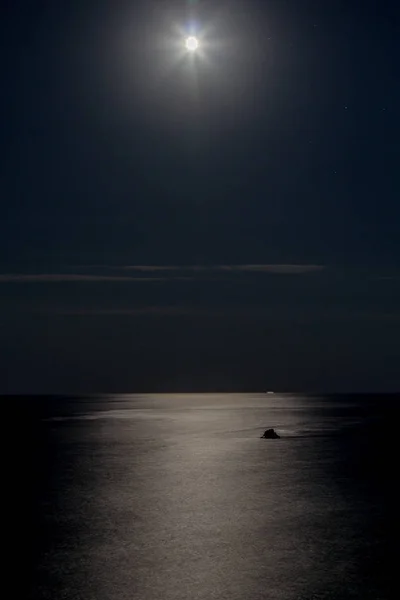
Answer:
[1,0,399,392]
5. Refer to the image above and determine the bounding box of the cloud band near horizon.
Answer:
[0,264,325,283]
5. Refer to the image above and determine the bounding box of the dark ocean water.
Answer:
[15,393,398,599]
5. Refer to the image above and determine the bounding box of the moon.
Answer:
[185,36,199,52]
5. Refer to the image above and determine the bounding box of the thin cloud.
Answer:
[221,264,324,274]
[41,307,400,322]
[118,264,325,274]
[374,276,400,281]
[0,274,168,283]
[47,307,213,317]
[0,264,324,284]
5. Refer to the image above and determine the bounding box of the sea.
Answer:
[16,393,397,599]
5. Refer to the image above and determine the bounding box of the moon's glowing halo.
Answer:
[185,36,199,51]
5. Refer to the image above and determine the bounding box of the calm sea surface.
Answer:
[17,393,397,599]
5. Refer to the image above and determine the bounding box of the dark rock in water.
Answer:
[261,428,280,439]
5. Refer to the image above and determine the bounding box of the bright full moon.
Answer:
[185,36,199,52]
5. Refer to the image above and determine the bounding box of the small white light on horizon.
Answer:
[185,36,199,52]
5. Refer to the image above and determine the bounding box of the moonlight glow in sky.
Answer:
[1,0,400,395]
[185,36,199,51]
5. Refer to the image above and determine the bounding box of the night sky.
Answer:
[1,0,399,393]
